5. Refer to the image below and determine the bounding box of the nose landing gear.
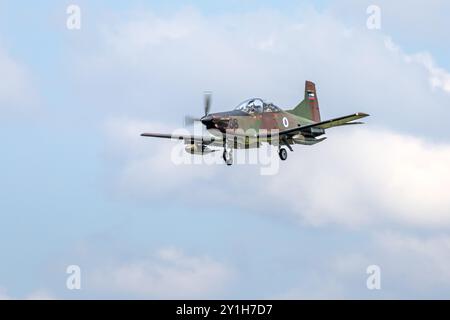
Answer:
[223,149,233,166]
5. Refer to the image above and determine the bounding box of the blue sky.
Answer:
[0,0,450,299]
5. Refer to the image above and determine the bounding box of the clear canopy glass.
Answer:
[234,98,281,114]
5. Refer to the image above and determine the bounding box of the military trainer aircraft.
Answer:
[141,81,369,165]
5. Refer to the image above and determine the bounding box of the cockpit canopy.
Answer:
[234,98,282,114]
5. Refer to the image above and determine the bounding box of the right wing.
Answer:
[141,112,369,146]
[278,112,369,137]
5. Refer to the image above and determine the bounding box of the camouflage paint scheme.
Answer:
[141,81,369,163]
[200,81,330,149]
[217,81,320,134]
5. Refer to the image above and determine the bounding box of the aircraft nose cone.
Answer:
[201,115,213,125]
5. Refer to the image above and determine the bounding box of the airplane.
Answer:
[141,81,369,165]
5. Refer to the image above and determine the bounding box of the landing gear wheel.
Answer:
[279,148,288,161]
[223,149,233,166]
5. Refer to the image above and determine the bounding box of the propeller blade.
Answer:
[184,92,213,127]
[184,115,201,126]
[204,91,212,116]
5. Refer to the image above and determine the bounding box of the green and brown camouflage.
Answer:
[141,81,369,165]
[199,81,326,148]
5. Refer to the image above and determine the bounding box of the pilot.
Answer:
[247,102,255,114]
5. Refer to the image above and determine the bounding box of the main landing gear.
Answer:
[279,137,292,161]
[278,148,288,161]
[222,146,289,165]
[223,149,233,166]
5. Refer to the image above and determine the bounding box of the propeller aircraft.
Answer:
[141,81,369,165]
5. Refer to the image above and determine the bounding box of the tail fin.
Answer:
[288,81,321,122]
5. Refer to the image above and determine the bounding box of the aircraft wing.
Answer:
[141,132,222,146]
[141,112,368,145]
[279,112,369,136]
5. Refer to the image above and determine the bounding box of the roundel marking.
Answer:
[282,117,289,128]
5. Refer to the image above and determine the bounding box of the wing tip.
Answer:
[356,112,370,117]
[141,133,166,138]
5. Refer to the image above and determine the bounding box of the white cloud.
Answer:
[408,53,450,93]
[0,287,56,300]
[90,247,233,299]
[277,232,450,299]
[0,46,36,111]
[0,1,448,301]
[107,121,450,229]
[271,127,450,228]
[102,10,199,57]
[73,6,450,141]
[90,7,450,229]
[0,287,11,300]
[331,0,450,48]
[385,37,450,93]
[71,5,450,299]
[375,232,450,290]
[25,290,56,300]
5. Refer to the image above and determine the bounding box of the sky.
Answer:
[0,0,450,299]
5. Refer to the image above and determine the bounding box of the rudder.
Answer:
[288,81,321,122]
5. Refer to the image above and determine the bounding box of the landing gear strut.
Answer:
[223,149,233,166]
[279,148,288,161]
